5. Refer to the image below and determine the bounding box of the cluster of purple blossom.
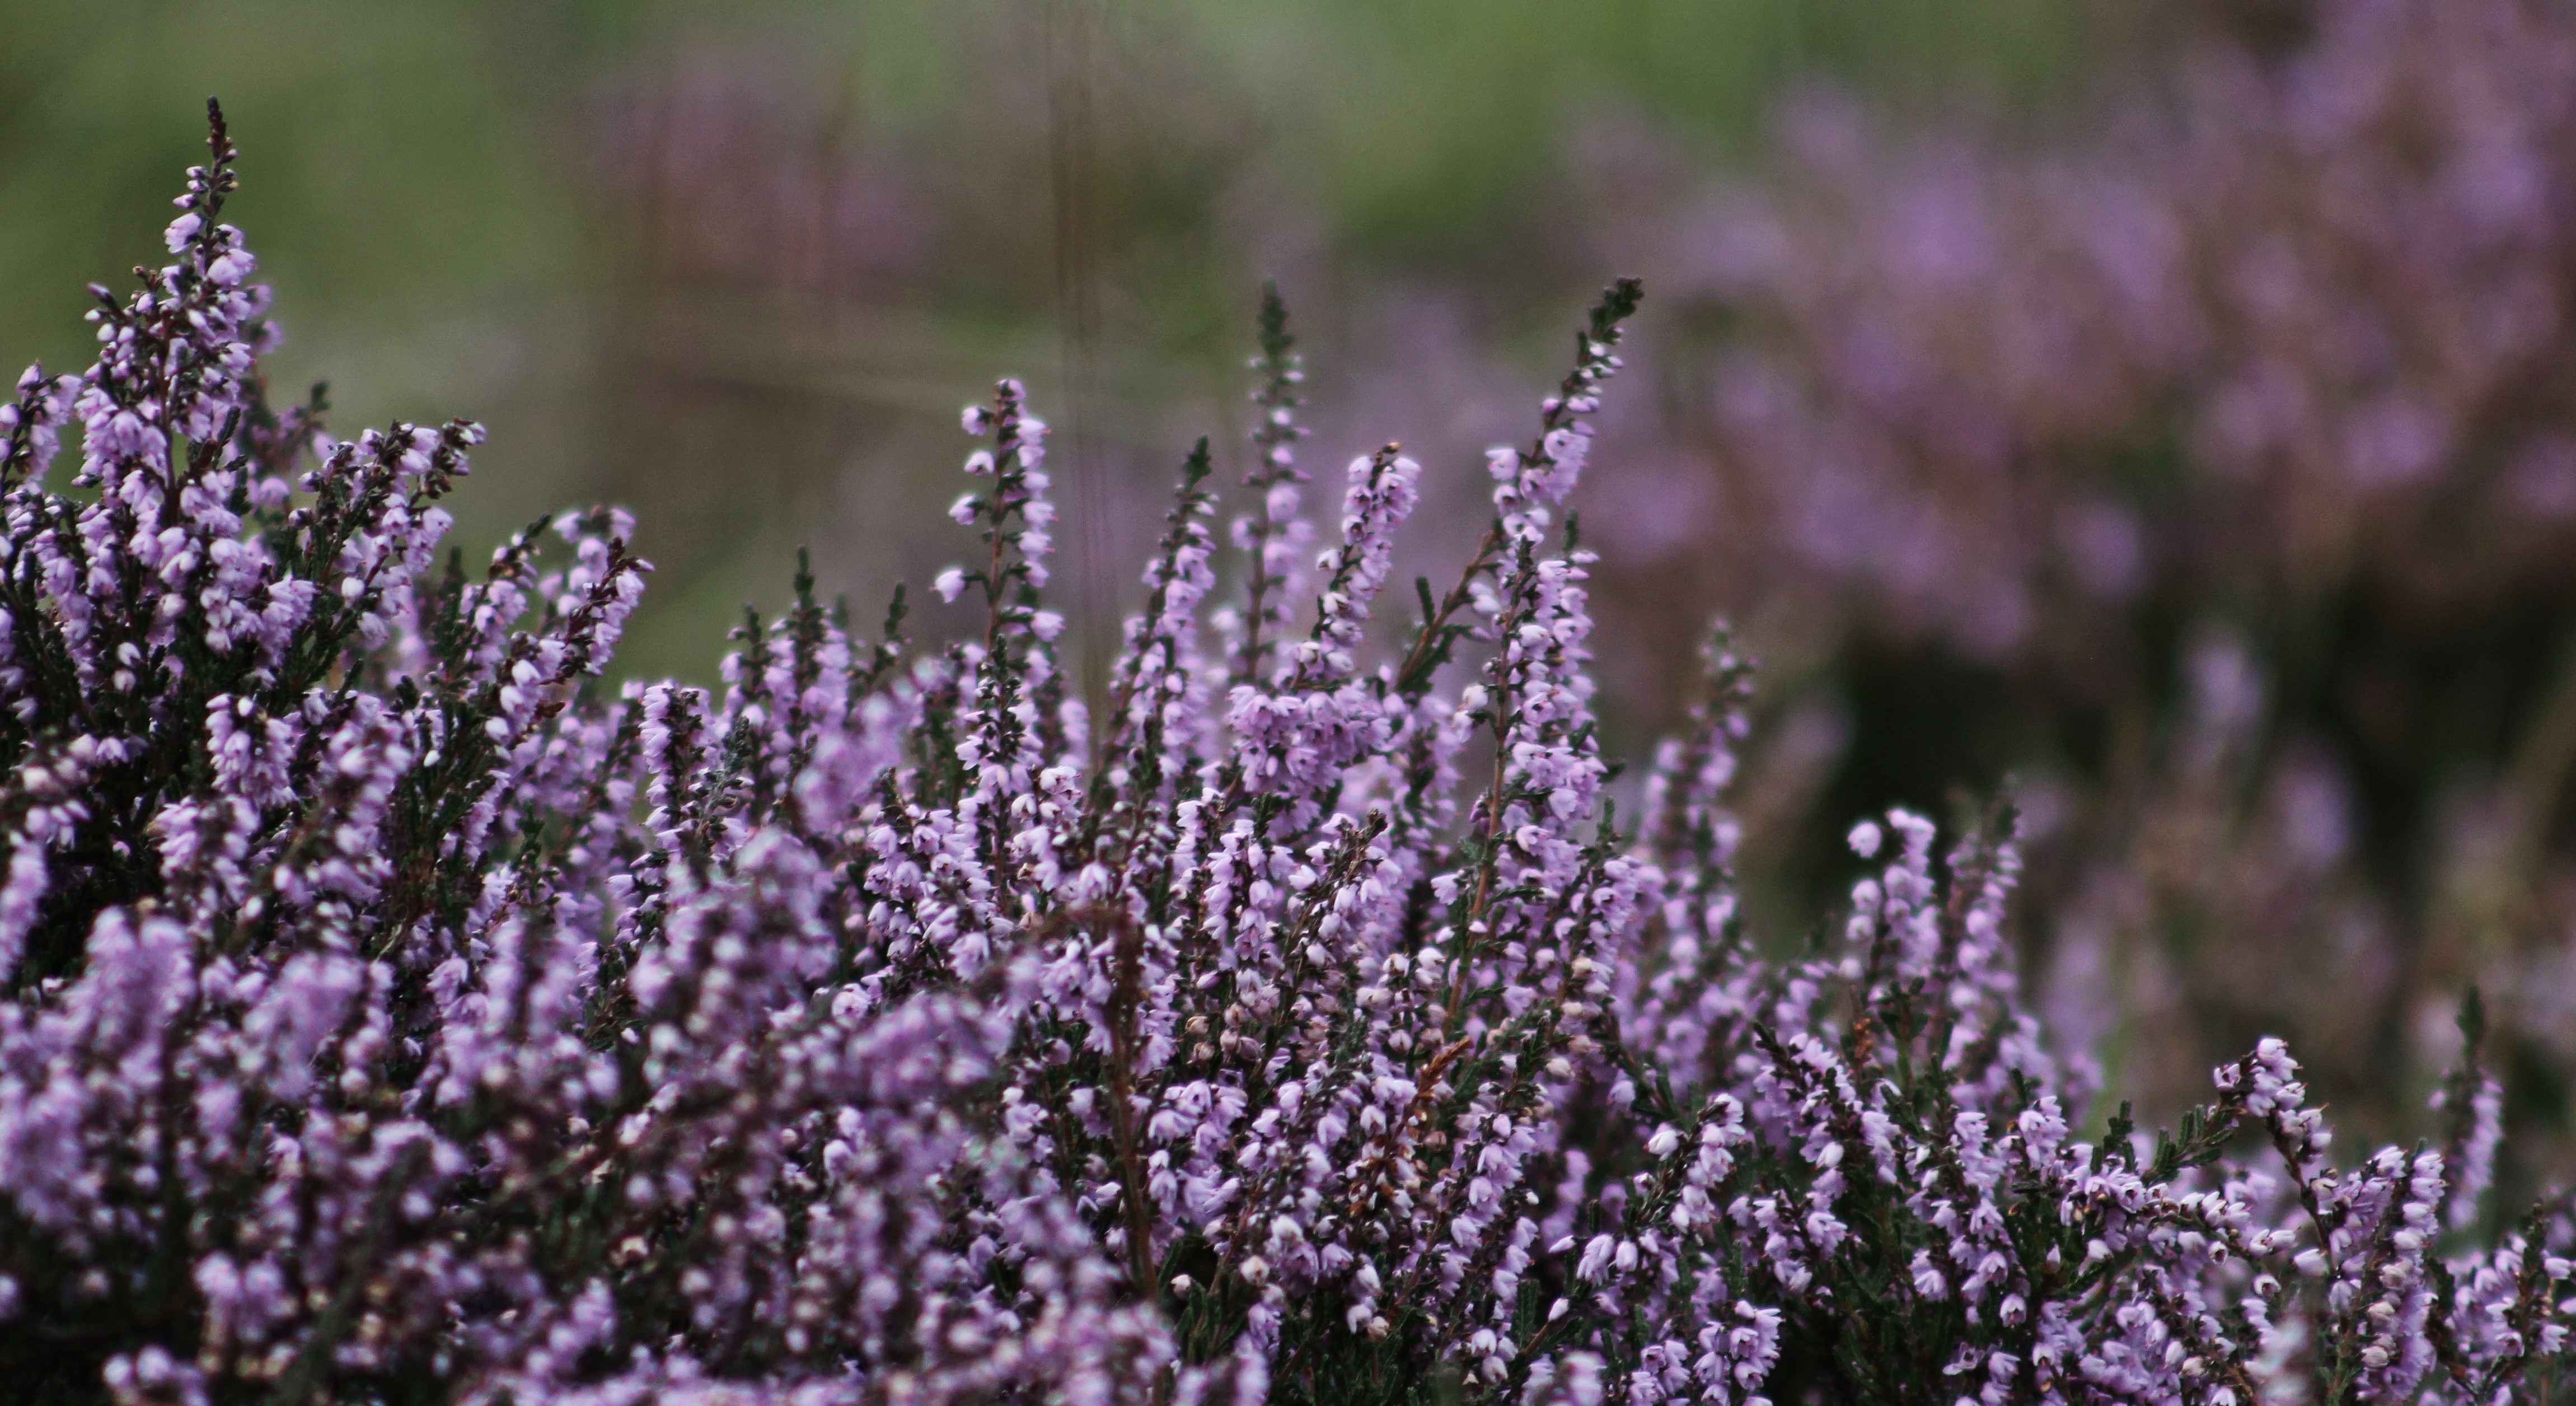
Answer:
[5,105,2576,1406]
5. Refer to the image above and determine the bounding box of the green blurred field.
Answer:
[0,0,2084,680]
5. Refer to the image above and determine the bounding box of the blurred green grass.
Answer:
[0,0,2085,679]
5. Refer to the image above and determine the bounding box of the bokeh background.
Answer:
[12,0,2576,1203]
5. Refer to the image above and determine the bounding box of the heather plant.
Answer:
[8,106,2576,1406]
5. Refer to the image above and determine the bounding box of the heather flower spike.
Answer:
[1228,280,1314,688]
[2,106,2574,1406]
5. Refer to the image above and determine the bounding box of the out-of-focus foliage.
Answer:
[0,1,583,465]
[1572,0,2576,1198]
[0,0,2088,678]
[566,0,2088,679]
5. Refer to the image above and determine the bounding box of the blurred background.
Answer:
[11,0,2576,1203]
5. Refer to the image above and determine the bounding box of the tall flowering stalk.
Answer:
[2,106,2574,1406]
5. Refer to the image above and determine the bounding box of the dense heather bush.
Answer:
[6,107,2576,1406]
